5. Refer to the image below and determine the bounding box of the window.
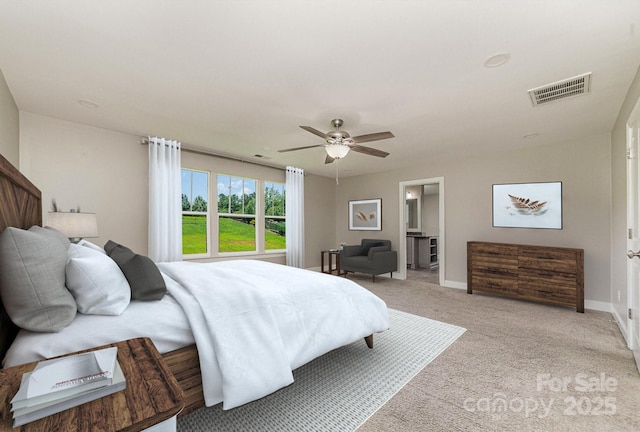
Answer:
[181,170,285,257]
[217,175,257,252]
[264,182,286,250]
[182,169,209,255]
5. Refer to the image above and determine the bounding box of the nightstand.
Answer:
[0,337,184,431]
[321,250,347,276]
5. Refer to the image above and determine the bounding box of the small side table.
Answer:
[321,250,347,276]
[0,337,184,432]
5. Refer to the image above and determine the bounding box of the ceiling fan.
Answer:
[278,119,395,164]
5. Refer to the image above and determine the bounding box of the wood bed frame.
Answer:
[0,153,373,417]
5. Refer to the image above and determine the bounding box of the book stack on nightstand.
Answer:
[10,347,126,427]
[0,338,184,432]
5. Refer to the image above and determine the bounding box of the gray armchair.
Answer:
[340,239,398,282]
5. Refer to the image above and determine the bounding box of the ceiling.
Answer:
[1,1,640,178]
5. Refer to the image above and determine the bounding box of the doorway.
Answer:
[626,99,640,371]
[398,177,445,285]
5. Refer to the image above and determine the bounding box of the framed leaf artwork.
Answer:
[349,199,382,231]
[492,182,562,229]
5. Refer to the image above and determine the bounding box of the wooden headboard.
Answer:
[0,153,42,363]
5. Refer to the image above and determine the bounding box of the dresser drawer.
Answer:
[518,256,578,274]
[518,283,576,305]
[471,255,519,277]
[519,268,577,285]
[518,251,581,307]
[519,246,579,261]
[471,275,518,295]
[469,242,518,256]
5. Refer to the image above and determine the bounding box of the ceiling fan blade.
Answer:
[300,125,330,139]
[325,154,335,164]
[278,144,324,153]
[350,131,395,144]
[350,145,390,158]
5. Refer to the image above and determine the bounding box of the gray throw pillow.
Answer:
[104,240,167,301]
[0,226,77,332]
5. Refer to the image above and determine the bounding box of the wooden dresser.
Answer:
[467,241,584,312]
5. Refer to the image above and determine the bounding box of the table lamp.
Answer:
[47,210,99,243]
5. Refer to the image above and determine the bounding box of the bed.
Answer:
[0,153,390,416]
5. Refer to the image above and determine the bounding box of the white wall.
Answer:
[422,193,439,237]
[0,69,19,167]
[18,112,335,268]
[13,96,622,310]
[304,174,338,267]
[336,133,612,305]
[19,112,149,254]
[17,110,615,307]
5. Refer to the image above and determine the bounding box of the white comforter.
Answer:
[3,260,389,410]
[157,260,389,409]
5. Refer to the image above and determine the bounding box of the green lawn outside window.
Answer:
[182,215,285,254]
[182,214,207,254]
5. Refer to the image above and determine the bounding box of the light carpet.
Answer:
[177,309,466,432]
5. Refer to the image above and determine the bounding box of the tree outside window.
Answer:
[264,182,286,250]
[181,169,209,255]
[217,174,257,252]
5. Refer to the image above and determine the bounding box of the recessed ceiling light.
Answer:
[78,99,99,108]
[484,52,510,68]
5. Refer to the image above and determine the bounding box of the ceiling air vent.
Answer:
[528,72,591,106]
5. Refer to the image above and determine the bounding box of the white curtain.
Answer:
[148,136,182,262]
[286,166,305,268]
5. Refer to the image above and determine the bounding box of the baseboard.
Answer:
[441,281,613,314]
[307,267,393,280]
[443,280,467,290]
[584,300,612,313]
[611,308,629,344]
[311,271,614,315]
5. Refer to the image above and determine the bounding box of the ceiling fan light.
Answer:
[325,143,350,159]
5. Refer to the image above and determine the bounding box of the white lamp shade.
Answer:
[325,144,350,159]
[47,212,99,239]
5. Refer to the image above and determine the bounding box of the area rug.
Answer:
[177,309,466,432]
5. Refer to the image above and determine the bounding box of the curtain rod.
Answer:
[140,138,285,170]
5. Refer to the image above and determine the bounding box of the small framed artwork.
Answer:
[349,198,382,230]
[492,181,563,229]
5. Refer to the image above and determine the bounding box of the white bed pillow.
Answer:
[66,243,131,315]
[77,239,106,254]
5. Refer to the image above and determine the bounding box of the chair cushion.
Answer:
[361,241,384,256]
